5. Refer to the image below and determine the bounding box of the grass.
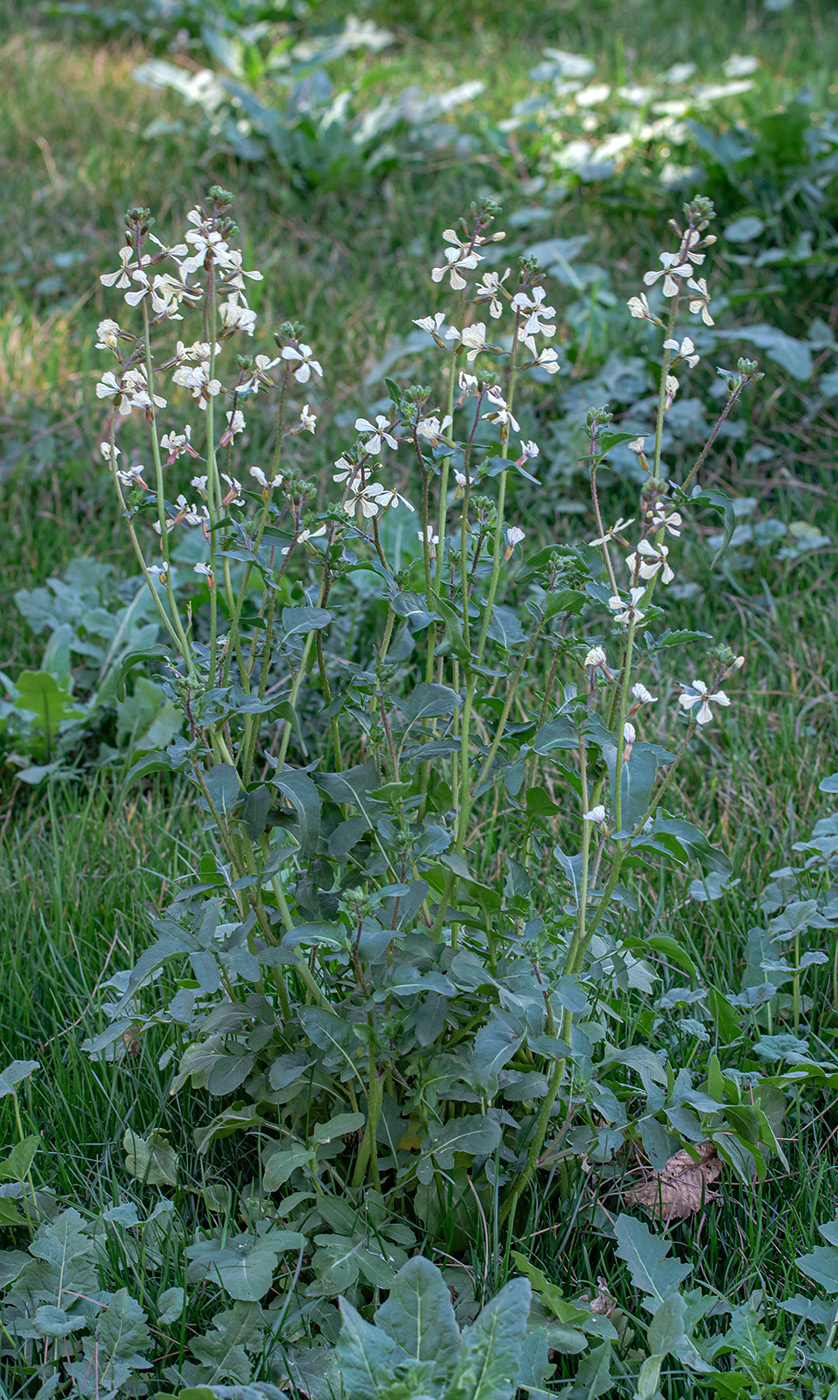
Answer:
[2,0,838,1393]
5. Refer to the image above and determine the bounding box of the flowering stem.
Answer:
[652,298,679,484]
[613,616,637,833]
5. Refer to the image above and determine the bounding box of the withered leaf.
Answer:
[624,1141,722,1221]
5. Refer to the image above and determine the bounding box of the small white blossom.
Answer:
[663,335,700,368]
[686,277,714,326]
[221,473,243,506]
[220,409,246,445]
[475,269,510,319]
[678,679,731,726]
[589,516,635,548]
[608,586,646,625]
[631,682,657,705]
[279,523,327,555]
[649,502,683,537]
[585,646,607,669]
[299,403,317,433]
[446,322,488,363]
[504,525,525,560]
[519,440,540,461]
[160,425,199,463]
[664,374,679,411]
[172,361,222,408]
[456,371,480,403]
[418,524,440,559]
[627,293,657,322]
[95,319,122,352]
[453,468,477,497]
[431,228,483,289]
[414,312,446,336]
[643,251,693,298]
[100,441,120,464]
[250,466,282,492]
[116,462,148,488]
[417,414,452,447]
[524,344,561,374]
[100,247,145,290]
[511,285,556,339]
[583,805,608,825]
[627,538,675,584]
[220,249,264,296]
[191,475,208,493]
[483,385,519,436]
[193,562,215,583]
[147,564,168,584]
[622,721,637,756]
[356,415,398,453]
[281,343,323,384]
[218,300,257,335]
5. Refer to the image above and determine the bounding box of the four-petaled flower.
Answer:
[218,300,257,335]
[663,335,700,368]
[627,293,658,322]
[355,415,398,453]
[417,414,452,447]
[511,285,556,339]
[446,323,488,363]
[627,538,675,584]
[589,516,634,547]
[414,312,446,336]
[678,679,731,725]
[583,805,608,826]
[431,229,483,289]
[649,502,683,537]
[475,269,510,319]
[608,586,646,624]
[643,252,693,298]
[281,343,323,384]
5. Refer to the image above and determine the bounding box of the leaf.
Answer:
[614,1215,691,1312]
[646,1292,689,1357]
[424,1114,502,1170]
[157,1286,185,1324]
[0,1134,39,1180]
[624,1143,722,1221]
[336,1297,400,1400]
[797,1241,838,1293]
[202,763,242,818]
[123,1128,178,1186]
[281,606,332,639]
[712,324,812,380]
[819,773,838,793]
[448,1277,531,1400]
[271,768,321,858]
[0,1059,39,1097]
[402,682,463,723]
[375,1256,461,1378]
[14,669,85,731]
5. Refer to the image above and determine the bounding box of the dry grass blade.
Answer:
[624,1142,722,1221]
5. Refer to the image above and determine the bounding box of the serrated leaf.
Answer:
[614,1215,691,1312]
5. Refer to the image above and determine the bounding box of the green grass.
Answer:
[2,0,838,1393]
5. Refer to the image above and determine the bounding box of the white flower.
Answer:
[250,466,282,492]
[173,339,219,364]
[622,721,637,757]
[627,293,656,321]
[281,343,323,384]
[147,564,168,584]
[678,679,731,726]
[589,516,635,547]
[239,353,280,395]
[333,456,358,486]
[682,228,706,267]
[417,414,452,447]
[356,415,398,453]
[627,438,647,456]
[95,319,122,352]
[627,538,675,584]
[116,462,148,487]
[95,367,165,416]
[453,469,477,497]
[664,374,679,411]
[280,524,327,556]
[218,299,257,335]
[583,805,607,825]
[100,247,142,290]
[663,335,700,368]
[504,525,525,559]
[414,312,446,336]
[221,473,243,505]
[585,646,607,669]
[182,213,235,276]
[446,322,488,363]
[643,251,693,298]
[172,361,222,408]
[346,481,413,518]
[631,683,657,705]
[160,425,198,463]
[475,269,510,319]
[298,404,317,433]
[99,441,120,463]
[431,228,483,289]
[220,409,245,445]
[219,249,263,296]
[686,277,714,326]
[418,524,440,558]
[649,502,683,537]
[519,440,540,461]
[482,385,519,436]
[511,285,556,339]
[193,562,215,583]
[191,475,208,493]
[523,344,561,374]
[608,586,646,625]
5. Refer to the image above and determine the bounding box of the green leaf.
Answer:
[614,1215,691,1312]
[423,1115,502,1171]
[375,1256,461,1378]
[14,670,85,732]
[271,768,321,858]
[157,1286,185,1324]
[797,1241,838,1293]
[0,1060,39,1097]
[402,682,463,723]
[646,1292,689,1356]
[819,773,838,793]
[202,763,242,818]
[0,1134,39,1180]
[281,606,332,639]
[65,1287,151,1395]
[448,1277,531,1400]
[123,1128,178,1186]
[337,1297,400,1400]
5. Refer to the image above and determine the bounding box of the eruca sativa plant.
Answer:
[89,185,768,1268]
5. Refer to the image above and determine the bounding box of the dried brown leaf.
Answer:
[624,1141,722,1221]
